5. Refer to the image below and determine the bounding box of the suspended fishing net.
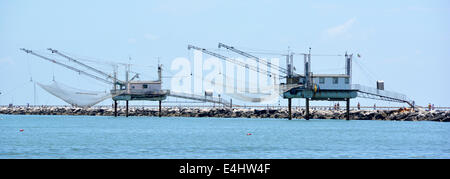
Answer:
[37,81,112,107]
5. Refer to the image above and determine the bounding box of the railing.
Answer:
[167,91,231,106]
[352,84,412,104]
[110,89,169,95]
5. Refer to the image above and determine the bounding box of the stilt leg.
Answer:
[126,100,129,117]
[114,100,118,117]
[346,98,350,120]
[159,100,162,117]
[306,98,310,120]
[288,98,292,120]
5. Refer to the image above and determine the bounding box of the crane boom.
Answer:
[129,73,139,81]
[187,45,276,77]
[20,48,114,85]
[47,48,125,85]
[218,43,289,76]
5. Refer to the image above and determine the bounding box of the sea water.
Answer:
[1,115,449,159]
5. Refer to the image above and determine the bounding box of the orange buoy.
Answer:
[247,133,252,136]
[19,129,24,132]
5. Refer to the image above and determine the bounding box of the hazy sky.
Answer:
[1,0,449,107]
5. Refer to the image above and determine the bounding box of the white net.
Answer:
[37,81,112,107]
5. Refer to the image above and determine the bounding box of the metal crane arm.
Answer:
[129,73,139,81]
[218,43,289,75]
[188,45,276,77]
[20,48,114,85]
[47,48,125,85]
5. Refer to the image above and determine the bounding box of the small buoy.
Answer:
[19,129,24,132]
[247,133,252,136]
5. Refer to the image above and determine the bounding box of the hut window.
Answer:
[143,84,148,89]
[345,78,349,84]
[333,77,338,84]
[319,77,325,84]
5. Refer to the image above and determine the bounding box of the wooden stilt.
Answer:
[159,100,162,117]
[126,100,129,117]
[288,98,292,120]
[114,100,118,117]
[346,98,350,120]
[306,98,310,120]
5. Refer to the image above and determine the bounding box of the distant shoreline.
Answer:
[1,106,449,122]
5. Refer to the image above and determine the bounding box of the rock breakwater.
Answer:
[1,106,449,122]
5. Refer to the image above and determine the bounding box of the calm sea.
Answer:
[1,114,449,159]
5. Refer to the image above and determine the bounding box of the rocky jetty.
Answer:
[0,106,449,122]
